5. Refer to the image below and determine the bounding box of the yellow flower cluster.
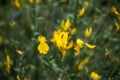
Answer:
[51,19,73,59]
[37,18,96,60]
[74,34,96,56]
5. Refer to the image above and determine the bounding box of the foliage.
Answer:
[0,0,120,80]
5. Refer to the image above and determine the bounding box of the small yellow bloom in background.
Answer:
[35,0,42,3]
[84,0,89,6]
[37,36,49,54]
[0,35,2,44]
[24,77,30,80]
[29,0,33,3]
[85,43,96,49]
[6,55,11,73]
[111,6,120,16]
[115,22,120,32]
[16,75,21,80]
[70,28,76,34]
[85,27,92,38]
[91,72,100,80]
[78,7,85,17]
[77,58,89,71]
[16,50,24,55]
[61,19,71,31]
[77,63,83,71]
[15,0,21,8]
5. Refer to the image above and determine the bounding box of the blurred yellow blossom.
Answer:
[61,19,71,31]
[85,43,96,49]
[85,27,92,38]
[91,72,100,80]
[77,58,89,71]
[51,30,73,59]
[51,31,69,50]
[35,0,42,3]
[15,0,21,8]
[78,7,85,17]
[6,55,11,73]
[74,39,84,56]
[115,22,120,32]
[70,28,76,34]
[76,39,84,48]
[111,6,120,16]
[84,0,89,6]
[38,36,49,54]
[16,50,24,55]
[29,0,33,3]
[66,40,73,50]
[17,75,21,80]
[74,46,80,56]
[0,35,2,44]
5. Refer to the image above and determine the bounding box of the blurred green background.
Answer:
[0,0,120,80]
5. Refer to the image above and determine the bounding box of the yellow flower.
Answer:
[66,40,73,50]
[84,0,89,6]
[37,36,49,54]
[91,72,100,80]
[38,36,46,43]
[78,7,85,17]
[74,46,80,56]
[16,75,21,80]
[115,22,120,32]
[0,35,2,44]
[61,19,71,31]
[85,27,92,38]
[76,39,84,48]
[74,39,84,56]
[77,58,89,71]
[81,58,89,65]
[70,28,76,34]
[35,0,41,3]
[60,32,68,48]
[77,63,83,71]
[15,0,21,8]
[16,50,24,55]
[29,0,33,3]
[85,43,96,49]
[6,55,11,73]
[111,6,120,16]
[51,30,69,50]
